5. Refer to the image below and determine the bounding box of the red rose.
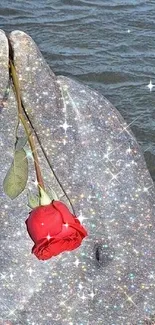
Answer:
[25,201,88,260]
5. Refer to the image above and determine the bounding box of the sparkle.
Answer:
[143,185,153,192]
[148,271,155,280]
[97,143,123,169]
[109,169,123,184]
[10,273,14,280]
[60,120,72,134]
[126,145,132,154]
[77,212,88,224]
[4,204,8,209]
[8,308,16,316]
[46,234,51,240]
[63,138,67,145]
[64,223,69,228]
[73,258,80,267]
[1,273,6,280]
[27,267,34,276]
[89,290,95,300]
[118,116,140,137]
[118,286,139,308]
[81,292,87,301]
[25,149,33,159]
[78,283,84,290]
[147,80,154,92]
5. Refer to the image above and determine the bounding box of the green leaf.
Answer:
[47,187,59,201]
[38,185,52,206]
[3,149,28,199]
[15,136,28,151]
[27,190,40,209]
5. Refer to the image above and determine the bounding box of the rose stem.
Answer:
[10,59,45,192]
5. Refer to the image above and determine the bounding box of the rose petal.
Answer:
[52,201,77,224]
[69,221,88,238]
[54,223,77,237]
[26,200,88,260]
[25,203,63,243]
[32,232,83,260]
[54,221,88,239]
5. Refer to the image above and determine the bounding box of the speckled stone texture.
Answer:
[0,30,155,325]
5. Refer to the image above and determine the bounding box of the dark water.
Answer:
[1,0,155,179]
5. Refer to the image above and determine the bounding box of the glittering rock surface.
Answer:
[0,30,155,325]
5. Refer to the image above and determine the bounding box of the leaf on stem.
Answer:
[38,185,52,205]
[47,187,59,201]
[3,149,28,199]
[27,190,40,209]
[15,136,28,151]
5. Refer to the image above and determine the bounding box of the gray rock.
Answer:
[0,30,155,325]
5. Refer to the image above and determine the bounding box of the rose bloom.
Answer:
[25,200,88,260]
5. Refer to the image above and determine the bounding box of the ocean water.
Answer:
[0,0,155,179]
